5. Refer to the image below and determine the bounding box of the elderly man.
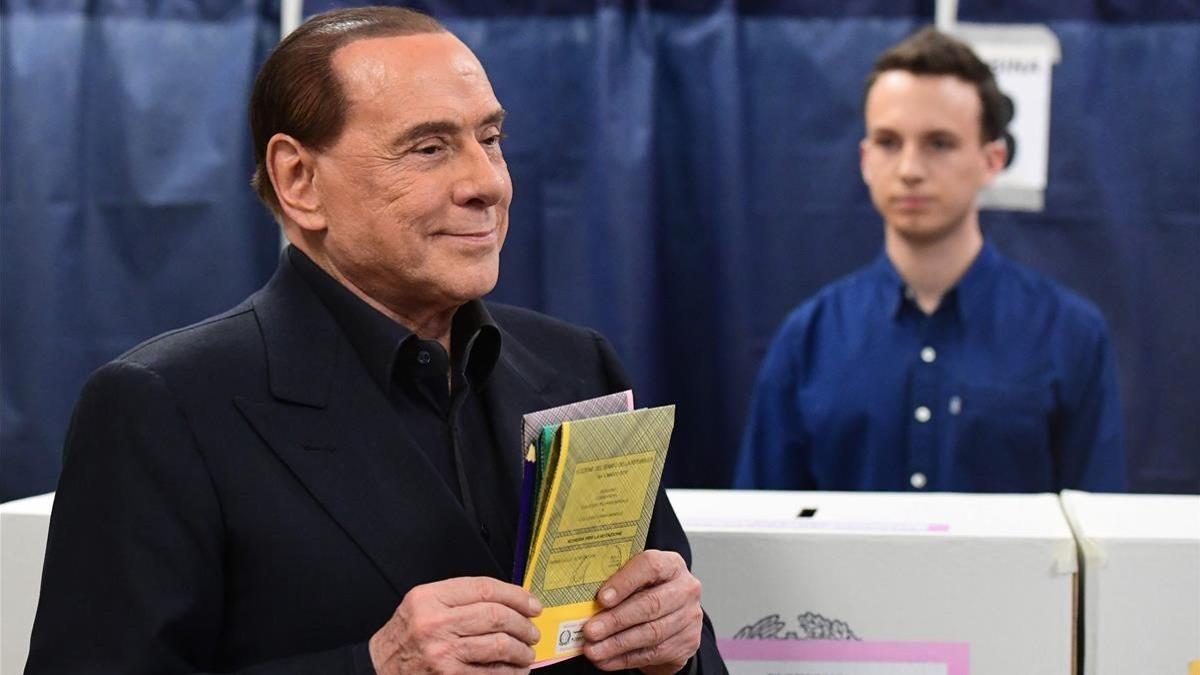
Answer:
[26,8,724,675]
[735,28,1125,493]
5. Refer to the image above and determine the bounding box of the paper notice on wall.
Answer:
[953,23,1061,212]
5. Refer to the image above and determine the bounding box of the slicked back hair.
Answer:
[249,6,447,218]
[864,27,1012,144]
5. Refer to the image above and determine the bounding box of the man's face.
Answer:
[859,70,1004,244]
[311,33,511,314]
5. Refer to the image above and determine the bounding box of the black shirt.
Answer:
[288,246,518,572]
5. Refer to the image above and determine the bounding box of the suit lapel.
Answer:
[236,256,501,593]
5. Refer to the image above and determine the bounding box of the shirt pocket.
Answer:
[950,380,1053,473]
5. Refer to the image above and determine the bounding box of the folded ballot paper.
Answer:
[512,392,675,665]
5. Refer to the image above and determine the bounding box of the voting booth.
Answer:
[670,489,1078,674]
[1060,490,1200,675]
[0,492,53,675]
[5,490,1198,674]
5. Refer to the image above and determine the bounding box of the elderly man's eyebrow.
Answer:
[391,120,461,148]
[482,109,507,128]
[390,109,508,150]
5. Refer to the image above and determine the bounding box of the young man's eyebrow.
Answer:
[921,128,961,140]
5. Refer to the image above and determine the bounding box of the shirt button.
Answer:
[920,346,937,363]
[904,286,916,300]
[417,350,431,365]
[948,396,962,415]
[914,406,932,423]
[479,524,490,541]
[910,472,928,489]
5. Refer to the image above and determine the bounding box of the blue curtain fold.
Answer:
[3,0,1197,499]
[1,0,282,498]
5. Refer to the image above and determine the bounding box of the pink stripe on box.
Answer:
[718,638,969,675]
[680,517,951,533]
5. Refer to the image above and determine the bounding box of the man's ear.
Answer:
[859,138,871,183]
[266,133,325,232]
[980,137,1007,185]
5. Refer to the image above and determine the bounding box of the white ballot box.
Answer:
[669,489,1077,675]
[0,492,53,675]
[1060,490,1200,675]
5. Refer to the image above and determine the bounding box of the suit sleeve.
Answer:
[593,333,729,675]
[25,360,371,675]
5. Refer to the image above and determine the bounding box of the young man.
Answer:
[734,28,1125,493]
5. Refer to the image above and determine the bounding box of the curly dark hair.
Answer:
[864,27,1013,144]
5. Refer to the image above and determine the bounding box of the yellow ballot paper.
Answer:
[522,405,675,664]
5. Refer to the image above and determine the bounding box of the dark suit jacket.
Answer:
[26,255,725,675]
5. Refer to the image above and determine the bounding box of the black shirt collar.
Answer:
[287,246,501,394]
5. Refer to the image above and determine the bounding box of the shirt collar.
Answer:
[451,299,501,386]
[287,246,501,393]
[949,240,999,323]
[871,240,1000,323]
[868,251,909,319]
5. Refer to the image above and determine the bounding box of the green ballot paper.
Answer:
[520,405,675,664]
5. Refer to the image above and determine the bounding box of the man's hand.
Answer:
[369,576,543,675]
[581,550,703,675]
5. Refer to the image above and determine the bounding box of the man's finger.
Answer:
[584,583,684,642]
[595,550,685,609]
[585,570,699,641]
[590,629,697,672]
[431,577,543,616]
[466,665,533,675]
[452,632,537,667]
[583,603,696,662]
[448,603,541,644]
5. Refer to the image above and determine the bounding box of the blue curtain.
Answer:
[1,0,282,498]
[3,0,1197,500]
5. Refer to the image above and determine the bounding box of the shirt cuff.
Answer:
[351,641,376,674]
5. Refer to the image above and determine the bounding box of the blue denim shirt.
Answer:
[734,241,1126,492]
